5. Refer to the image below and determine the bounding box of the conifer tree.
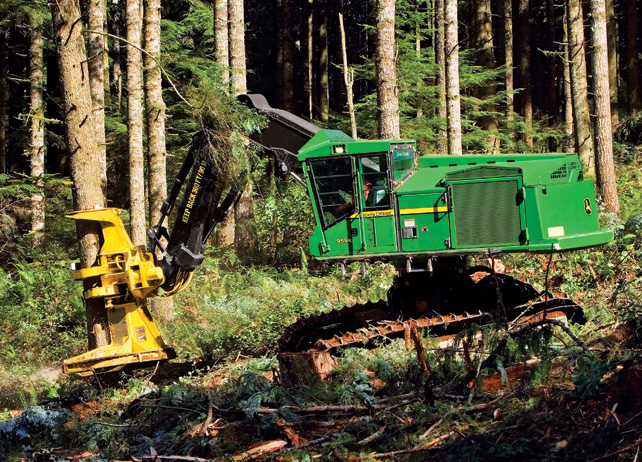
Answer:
[0,30,6,174]
[50,0,109,349]
[376,0,400,139]
[215,0,229,88]
[28,14,45,247]
[127,0,146,246]
[567,0,593,174]
[444,0,462,155]
[589,0,619,212]
[86,0,106,195]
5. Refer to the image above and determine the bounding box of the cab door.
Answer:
[357,154,397,254]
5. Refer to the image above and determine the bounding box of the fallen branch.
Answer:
[357,425,387,445]
[293,434,334,449]
[371,431,455,459]
[420,418,444,439]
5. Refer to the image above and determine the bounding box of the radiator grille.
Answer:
[451,180,522,246]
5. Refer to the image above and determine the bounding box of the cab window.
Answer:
[309,157,354,228]
[360,154,390,209]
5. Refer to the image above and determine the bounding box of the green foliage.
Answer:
[165,261,395,359]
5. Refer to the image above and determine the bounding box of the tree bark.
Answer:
[314,0,329,122]
[605,0,617,126]
[229,0,247,95]
[29,17,45,248]
[110,1,123,111]
[305,0,314,119]
[567,0,594,175]
[545,0,557,119]
[276,0,295,111]
[339,12,357,139]
[517,0,533,147]
[376,0,400,140]
[0,30,6,174]
[624,0,640,114]
[589,0,619,212]
[444,0,462,155]
[473,0,498,149]
[86,0,106,196]
[50,0,109,349]
[214,0,229,89]
[563,9,575,152]
[234,182,257,261]
[503,0,514,118]
[434,0,447,153]
[144,0,173,319]
[127,0,145,246]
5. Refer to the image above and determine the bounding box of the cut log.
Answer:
[278,351,337,387]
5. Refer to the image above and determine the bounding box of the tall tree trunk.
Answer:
[229,0,247,95]
[276,0,295,111]
[503,0,514,118]
[517,0,533,147]
[50,0,109,350]
[605,0,617,126]
[445,0,462,155]
[473,0,498,150]
[0,30,6,174]
[305,0,314,119]
[567,0,594,174]
[315,0,329,122]
[545,0,557,119]
[215,0,229,89]
[624,0,640,114]
[144,0,173,319]
[376,0,400,140]
[339,12,357,139]
[229,0,255,257]
[87,0,106,196]
[563,9,575,152]
[127,0,145,246]
[589,0,619,212]
[110,1,123,111]
[234,182,257,260]
[434,0,447,153]
[29,18,45,248]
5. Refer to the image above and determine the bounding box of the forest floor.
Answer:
[1,313,641,462]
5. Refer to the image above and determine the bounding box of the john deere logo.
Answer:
[584,198,592,215]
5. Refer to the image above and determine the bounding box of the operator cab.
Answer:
[299,130,416,259]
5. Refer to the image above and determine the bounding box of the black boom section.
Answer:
[238,93,320,179]
[147,133,242,292]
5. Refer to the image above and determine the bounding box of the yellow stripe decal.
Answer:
[349,210,394,219]
[400,207,448,214]
[348,207,447,219]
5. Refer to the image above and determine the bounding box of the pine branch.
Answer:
[85,29,192,107]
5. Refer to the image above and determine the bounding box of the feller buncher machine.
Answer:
[63,94,613,377]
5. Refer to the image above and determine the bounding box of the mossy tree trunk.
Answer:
[376,0,400,140]
[50,0,109,350]
[445,0,462,155]
[0,29,6,174]
[215,0,229,89]
[567,0,594,175]
[127,0,146,246]
[517,0,533,147]
[145,0,173,319]
[86,0,106,197]
[28,16,45,248]
[589,0,619,213]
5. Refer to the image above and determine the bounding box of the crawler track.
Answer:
[279,268,585,354]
